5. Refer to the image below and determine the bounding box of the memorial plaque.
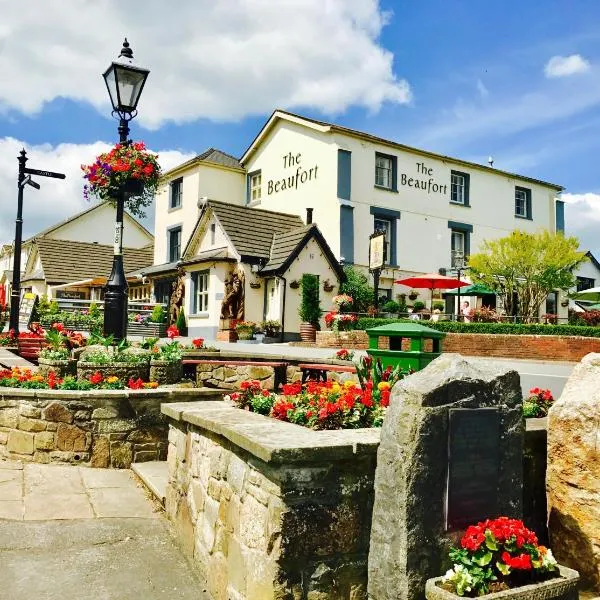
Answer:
[446,408,500,530]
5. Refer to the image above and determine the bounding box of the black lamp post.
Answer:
[102,38,149,340]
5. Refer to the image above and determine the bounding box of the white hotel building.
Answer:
[152,110,567,338]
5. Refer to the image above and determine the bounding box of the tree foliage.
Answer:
[339,266,374,313]
[299,274,322,326]
[468,230,587,321]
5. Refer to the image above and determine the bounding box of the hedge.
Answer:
[355,318,600,338]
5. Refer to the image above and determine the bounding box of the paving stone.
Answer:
[24,493,94,520]
[0,470,22,501]
[80,468,133,489]
[24,464,85,495]
[88,486,159,519]
[0,459,23,470]
[0,500,23,520]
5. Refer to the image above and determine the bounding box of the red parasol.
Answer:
[395,272,469,310]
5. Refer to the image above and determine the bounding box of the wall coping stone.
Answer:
[0,387,220,402]
[162,400,381,464]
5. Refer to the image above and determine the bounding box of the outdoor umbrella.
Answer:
[445,283,495,296]
[571,286,600,303]
[395,272,469,310]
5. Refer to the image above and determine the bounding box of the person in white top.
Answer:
[461,301,474,322]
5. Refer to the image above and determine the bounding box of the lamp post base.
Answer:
[103,284,128,341]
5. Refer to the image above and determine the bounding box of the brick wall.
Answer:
[316,331,600,362]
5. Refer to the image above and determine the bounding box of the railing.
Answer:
[51,298,166,316]
[343,311,573,325]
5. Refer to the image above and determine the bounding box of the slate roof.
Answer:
[262,225,315,272]
[207,200,305,260]
[162,148,243,179]
[24,239,153,284]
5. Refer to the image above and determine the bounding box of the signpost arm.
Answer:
[9,150,28,334]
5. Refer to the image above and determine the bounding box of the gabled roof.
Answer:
[23,239,153,284]
[22,201,153,245]
[261,224,345,280]
[161,148,244,180]
[241,109,564,191]
[184,200,305,261]
[585,251,600,271]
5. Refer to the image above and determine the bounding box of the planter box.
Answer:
[127,322,167,338]
[425,565,579,600]
[77,361,150,382]
[150,359,183,385]
[17,338,45,362]
[38,357,77,378]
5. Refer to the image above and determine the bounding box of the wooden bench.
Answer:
[182,359,288,389]
[298,363,356,384]
[17,338,46,364]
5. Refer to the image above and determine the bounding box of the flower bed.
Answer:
[523,388,554,418]
[224,356,409,430]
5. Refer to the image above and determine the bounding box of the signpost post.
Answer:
[9,149,65,334]
[369,230,386,310]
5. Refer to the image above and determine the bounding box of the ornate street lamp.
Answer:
[102,38,150,341]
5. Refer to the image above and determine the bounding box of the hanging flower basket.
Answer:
[81,141,161,218]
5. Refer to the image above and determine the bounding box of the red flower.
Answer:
[192,338,204,349]
[52,322,65,332]
[282,382,302,396]
[166,325,179,339]
[127,378,144,390]
[380,389,391,407]
[502,551,533,570]
[89,371,103,385]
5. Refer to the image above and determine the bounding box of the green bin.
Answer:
[365,322,446,372]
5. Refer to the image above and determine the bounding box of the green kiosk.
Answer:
[365,322,446,372]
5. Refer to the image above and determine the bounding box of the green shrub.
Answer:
[382,300,400,314]
[299,274,321,326]
[412,300,426,312]
[432,301,445,311]
[89,302,101,318]
[150,305,165,323]
[339,266,373,313]
[175,307,187,336]
[354,317,600,338]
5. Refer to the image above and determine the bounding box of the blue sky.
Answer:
[0,0,598,252]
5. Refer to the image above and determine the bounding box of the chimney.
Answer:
[306,207,313,225]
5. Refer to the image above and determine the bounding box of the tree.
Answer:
[339,266,374,313]
[299,274,322,326]
[468,230,587,321]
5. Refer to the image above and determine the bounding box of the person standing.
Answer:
[461,301,474,322]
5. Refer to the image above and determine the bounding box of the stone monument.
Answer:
[368,353,523,600]
[547,352,600,591]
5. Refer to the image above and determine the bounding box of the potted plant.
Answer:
[149,325,183,384]
[425,517,578,600]
[299,274,322,342]
[262,320,282,343]
[408,289,419,301]
[37,323,81,377]
[81,141,161,219]
[235,321,258,342]
[382,299,400,317]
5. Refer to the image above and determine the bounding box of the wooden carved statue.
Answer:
[220,267,245,321]
[169,270,185,324]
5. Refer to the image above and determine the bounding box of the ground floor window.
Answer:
[191,270,209,314]
[545,291,558,316]
[154,278,175,305]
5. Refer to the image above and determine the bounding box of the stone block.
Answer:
[547,353,600,590]
[247,366,272,380]
[33,451,50,464]
[207,477,222,500]
[56,423,88,452]
[110,441,133,469]
[0,408,18,428]
[92,406,119,419]
[0,430,7,445]
[207,552,228,600]
[213,367,224,380]
[133,450,157,463]
[227,537,247,597]
[42,402,73,423]
[45,422,58,431]
[18,416,46,432]
[7,430,34,455]
[97,419,136,434]
[239,494,268,550]
[90,437,110,468]
[223,367,237,378]
[19,404,41,418]
[73,410,92,421]
[34,432,55,451]
[201,495,219,552]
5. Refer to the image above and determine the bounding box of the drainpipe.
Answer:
[279,276,287,342]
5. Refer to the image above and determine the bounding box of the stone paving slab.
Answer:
[131,460,168,505]
[0,518,209,599]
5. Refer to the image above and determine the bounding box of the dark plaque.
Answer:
[446,408,500,530]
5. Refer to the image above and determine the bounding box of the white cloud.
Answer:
[544,54,591,78]
[0,0,410,128]
[476,79,489,98]
[0,137,193,244]
[562,192,600,254]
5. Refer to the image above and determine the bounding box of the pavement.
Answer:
[0,460,208,600]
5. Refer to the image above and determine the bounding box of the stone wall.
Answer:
[163,401,379,600]
[0,388,221,468]
[316,330,600,361]
[163,400,547,600]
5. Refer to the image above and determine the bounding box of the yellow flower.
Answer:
[377,381,391,391]
[106,376,119,384]
[343,380,355,389]
[331,383,341,394]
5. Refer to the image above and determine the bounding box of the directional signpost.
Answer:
[9,149,66,334]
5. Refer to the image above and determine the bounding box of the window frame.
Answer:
[515,186,532,220]
[451,230,465,267]
[576,276,595,292]
[169,178,183,210]
[167,225,182,263]
[374,152,397,192]
[191,269,210,315]
[248,170,262,204]
[370,207,400,266]
[450,170,470,206]
[448,221,473,268]
[374,217,392,265]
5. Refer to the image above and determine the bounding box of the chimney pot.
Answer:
[306,208,313,225]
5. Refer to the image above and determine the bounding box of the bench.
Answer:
[182,359,288,389]
[17,338,46,364]
[298,363,356,384]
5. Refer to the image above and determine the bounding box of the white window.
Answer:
[375,154,393,189]
[374,218,391,264]
[515,187,531,218]
[192,270,209,313]
[451,230,465,267]
[451,173,465,204]
[250,172,262,202]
